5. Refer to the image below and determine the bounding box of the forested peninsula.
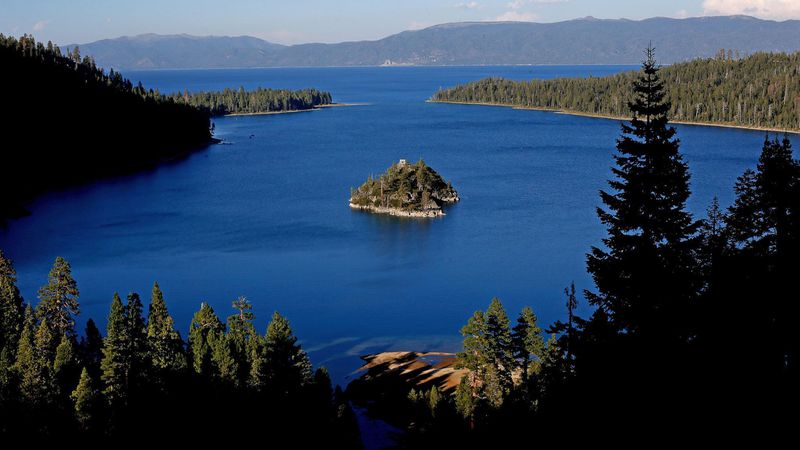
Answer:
[0,35,213,221]
[432,51,800,133]
[0,34,335,222]
[169,87,333,116]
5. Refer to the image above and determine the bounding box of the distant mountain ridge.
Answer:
[63,16,800,69]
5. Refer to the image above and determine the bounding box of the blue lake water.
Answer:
[1,65,791,383]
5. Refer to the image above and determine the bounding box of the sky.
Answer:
[3,0,800,45]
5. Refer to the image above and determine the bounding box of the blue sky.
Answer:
[3,0,800,45]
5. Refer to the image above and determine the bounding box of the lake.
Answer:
[1,65,789,383]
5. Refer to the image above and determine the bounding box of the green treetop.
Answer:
[101,293,129,406]
[71,367,101,432]
[188,302,224,376]
[263,311,312,394]
[511,306,544,379]
[146,282,186,372]
[36,256,79,339]
[14,306,54,405]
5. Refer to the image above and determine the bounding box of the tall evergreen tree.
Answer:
[14,306,50,405]
[123,293,148,395]
[53,333,78,394]
[511,306,544,379]
[101,293,129,406]
[71,367,101,432]
[80,319,104,377]
[484,298,514,395]
[146,283,186,372]
[210,332,238,385]
[586,46,699,342]
[15,317,57,406]
[0,250,24,367]
[36,257,79,339]
[263,312,312,394]
[227,296,255,385]
[456,309,487,411]
[188,302,224,376]
[726,135,799,375]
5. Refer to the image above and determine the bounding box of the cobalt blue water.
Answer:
[1,66,791,382]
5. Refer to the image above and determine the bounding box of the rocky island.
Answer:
[349,159,460,217]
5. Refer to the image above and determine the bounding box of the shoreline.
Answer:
[349,202,445,218]
[429,100,800,135]
[224,102,366,117]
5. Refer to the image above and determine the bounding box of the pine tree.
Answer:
[457,310,487,376]
[71,367,100,432]
[484,298,514,394]
[211,332,238,385]
[36,256,80,339]
[146,283,186,372]
[54,333,78,393]
[586,46,699,342]
[125,293,148,391]
[726,135,799,374]
[14,306,51,405]
[264,312,312,394]
[454,375,477,422]
[15,317,58,406]
[248,334,266,389]
[0,250,24,365]
[428,386,442,419]
[511,306,544,379]
[227,296,255,384]
[101,293,128,406]
[80,318,104,377]
[188,302,224,376]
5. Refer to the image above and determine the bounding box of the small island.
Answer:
[349,159,460,217]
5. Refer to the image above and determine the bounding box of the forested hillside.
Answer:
[0,253,361,443]
[169,87,332,116]
[433,51,800,132]
[0,34,213,220]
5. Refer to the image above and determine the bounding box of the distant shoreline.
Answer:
[224,102,366,117]
[122,64,642,72]
[429,100,800,135]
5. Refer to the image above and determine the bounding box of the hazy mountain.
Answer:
[63,34,286,69]
[66,16,800,70]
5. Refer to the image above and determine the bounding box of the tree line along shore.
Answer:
[432,50,800,133]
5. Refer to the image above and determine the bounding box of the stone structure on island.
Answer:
[349,159,460,218]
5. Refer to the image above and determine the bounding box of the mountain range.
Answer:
[63,16,800,70]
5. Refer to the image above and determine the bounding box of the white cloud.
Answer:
[455,1,482,9]
[675,9,691,18]
[33,20,50,32]
[496,10,539,21]
[703,0,800,19]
